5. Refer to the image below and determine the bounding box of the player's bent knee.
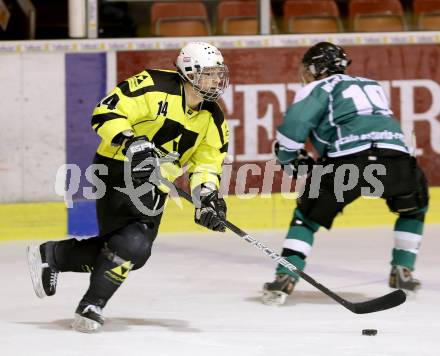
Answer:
[106,222,157,270]
[388,164,429,215]
[387,169,429,215]
[386,191,429,215]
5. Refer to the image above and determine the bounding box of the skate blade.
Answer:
[71,314,102,333]
[262,290,288,306]
[26,246,46,299]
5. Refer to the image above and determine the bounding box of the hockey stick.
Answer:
[174,187,406,314]
[146,146,406,313]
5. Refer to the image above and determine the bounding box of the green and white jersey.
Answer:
[277,74,409,158]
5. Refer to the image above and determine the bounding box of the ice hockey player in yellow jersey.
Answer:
[27,42,230,332]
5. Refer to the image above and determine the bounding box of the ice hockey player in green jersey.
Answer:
[262,42,429,306]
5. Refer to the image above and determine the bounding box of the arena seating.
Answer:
[283,0,343,33]
[150,1,210,36]
[348,0,407,32]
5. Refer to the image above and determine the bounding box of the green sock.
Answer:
[391,249,417,271]
[391,209,426,271]
[276,255,305,281]
[276,209,319,280]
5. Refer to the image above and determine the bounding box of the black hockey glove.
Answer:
[193,186,227,232]
[274,142,315,179]
[123,136,160,184]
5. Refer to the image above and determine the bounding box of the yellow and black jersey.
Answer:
[91,69,229,191]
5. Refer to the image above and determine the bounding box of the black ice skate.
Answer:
[262,274,297,306]
[389,265,421,292]
[26,243,59,298]
[72,301,105,333]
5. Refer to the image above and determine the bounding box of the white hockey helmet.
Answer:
[176,42,229,101]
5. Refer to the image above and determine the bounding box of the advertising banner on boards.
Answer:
[115,44,440,192]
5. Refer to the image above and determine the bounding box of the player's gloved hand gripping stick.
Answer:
[273,142,315,179]
[123,136,160,185]
[192,184,227,232]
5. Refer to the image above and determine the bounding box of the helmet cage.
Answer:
[189,64,229,101]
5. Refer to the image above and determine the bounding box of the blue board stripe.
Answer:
[65,53,107,236]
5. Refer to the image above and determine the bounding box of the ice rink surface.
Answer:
[1,225,439,356]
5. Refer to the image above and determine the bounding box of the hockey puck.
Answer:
[362,329,377,336]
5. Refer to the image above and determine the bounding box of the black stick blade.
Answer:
[351,289,407,314]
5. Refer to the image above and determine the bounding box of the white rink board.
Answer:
[21,54,66,202]
[0,54,23,201]
[0,53,65,202]
[1,226,439,356]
